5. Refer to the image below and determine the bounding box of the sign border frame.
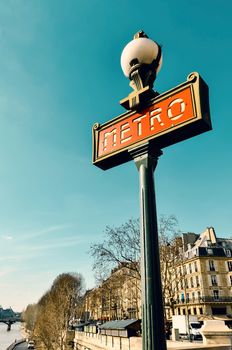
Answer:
[92,72,211,170]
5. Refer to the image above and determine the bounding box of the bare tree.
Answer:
[22,303,38,332]
[34,291,59,350]
[25,272,85,350]
[89,218,140,283]
[89,219,141,320]
[158,215,182,317]
[51,273,84,348]
[89,215,181,319]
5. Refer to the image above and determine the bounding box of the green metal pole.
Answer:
[129,142,167,350]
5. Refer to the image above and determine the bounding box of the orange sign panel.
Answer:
[93,72,211,170]
[98,87,193,158]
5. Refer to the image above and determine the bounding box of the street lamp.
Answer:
[93,27,211,350]
[120,30,162,110]
[120,31,167,350]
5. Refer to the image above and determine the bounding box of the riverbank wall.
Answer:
[74,331,232,350]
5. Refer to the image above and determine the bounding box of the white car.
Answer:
[27,340,35,349]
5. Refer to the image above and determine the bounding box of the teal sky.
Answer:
[0,1,231,311]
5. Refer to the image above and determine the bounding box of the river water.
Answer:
[0,323,22,350]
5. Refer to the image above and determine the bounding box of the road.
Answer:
[13,342,28,349]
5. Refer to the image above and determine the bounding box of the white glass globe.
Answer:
[120,37,162,77]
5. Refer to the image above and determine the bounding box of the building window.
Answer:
[197,291,201,300]
[190,277,194,288]
[194,261,198,272]
[213,290,219,300]
[189,263,192,274]
[226,250,231,257]
[199,307,203,315]
[185,279,188,289]
[186,293,190,302]
[209,260,215,271]
[196,275,200,287]
[193,307,197,315]
[192,292,195,301]
[228,261,232,271]
[207,248,213,255]
[183,265,187,275]
[212,307,226,315]
[180,279,183,289]
[181,293,184,303]
[211,275,218,286]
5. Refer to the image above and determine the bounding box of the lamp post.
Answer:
[93,28,211,350]
[120,31,166,350]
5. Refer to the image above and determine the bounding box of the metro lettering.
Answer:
[150,107,164,130]
[168,98,185,121]
[120,122,132,144]
[103,128,117,151]
[98,86,194,157]
[132,114,146,136]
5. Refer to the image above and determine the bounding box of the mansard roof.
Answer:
[183,227,232,259]
[198,246,229,257]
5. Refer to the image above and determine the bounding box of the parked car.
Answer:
[27,340,35,349]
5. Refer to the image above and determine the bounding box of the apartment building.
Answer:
[172,227,232,320]
[84,266,141,321]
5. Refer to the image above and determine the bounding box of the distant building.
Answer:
[172,227,232,320]
[0,307,16,320]
[84,265,141,321]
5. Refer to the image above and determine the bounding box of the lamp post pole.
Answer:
[92,29,211,350]
[129,143,166,350]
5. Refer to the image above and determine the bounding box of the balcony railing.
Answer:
[173,296,232,305]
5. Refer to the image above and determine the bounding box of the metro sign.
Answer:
[93,72,212,170]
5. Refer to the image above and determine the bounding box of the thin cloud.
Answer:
[0,267,18,277]
[17,224,72,241]
[0,229,82,262]
[27,236,82,252]
[1,234,13,240]
[0,256,19,262]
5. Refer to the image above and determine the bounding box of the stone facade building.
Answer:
[84,266,141,322]
[171,227,232,320]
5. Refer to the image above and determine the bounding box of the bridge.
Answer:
[0,307,21,331]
